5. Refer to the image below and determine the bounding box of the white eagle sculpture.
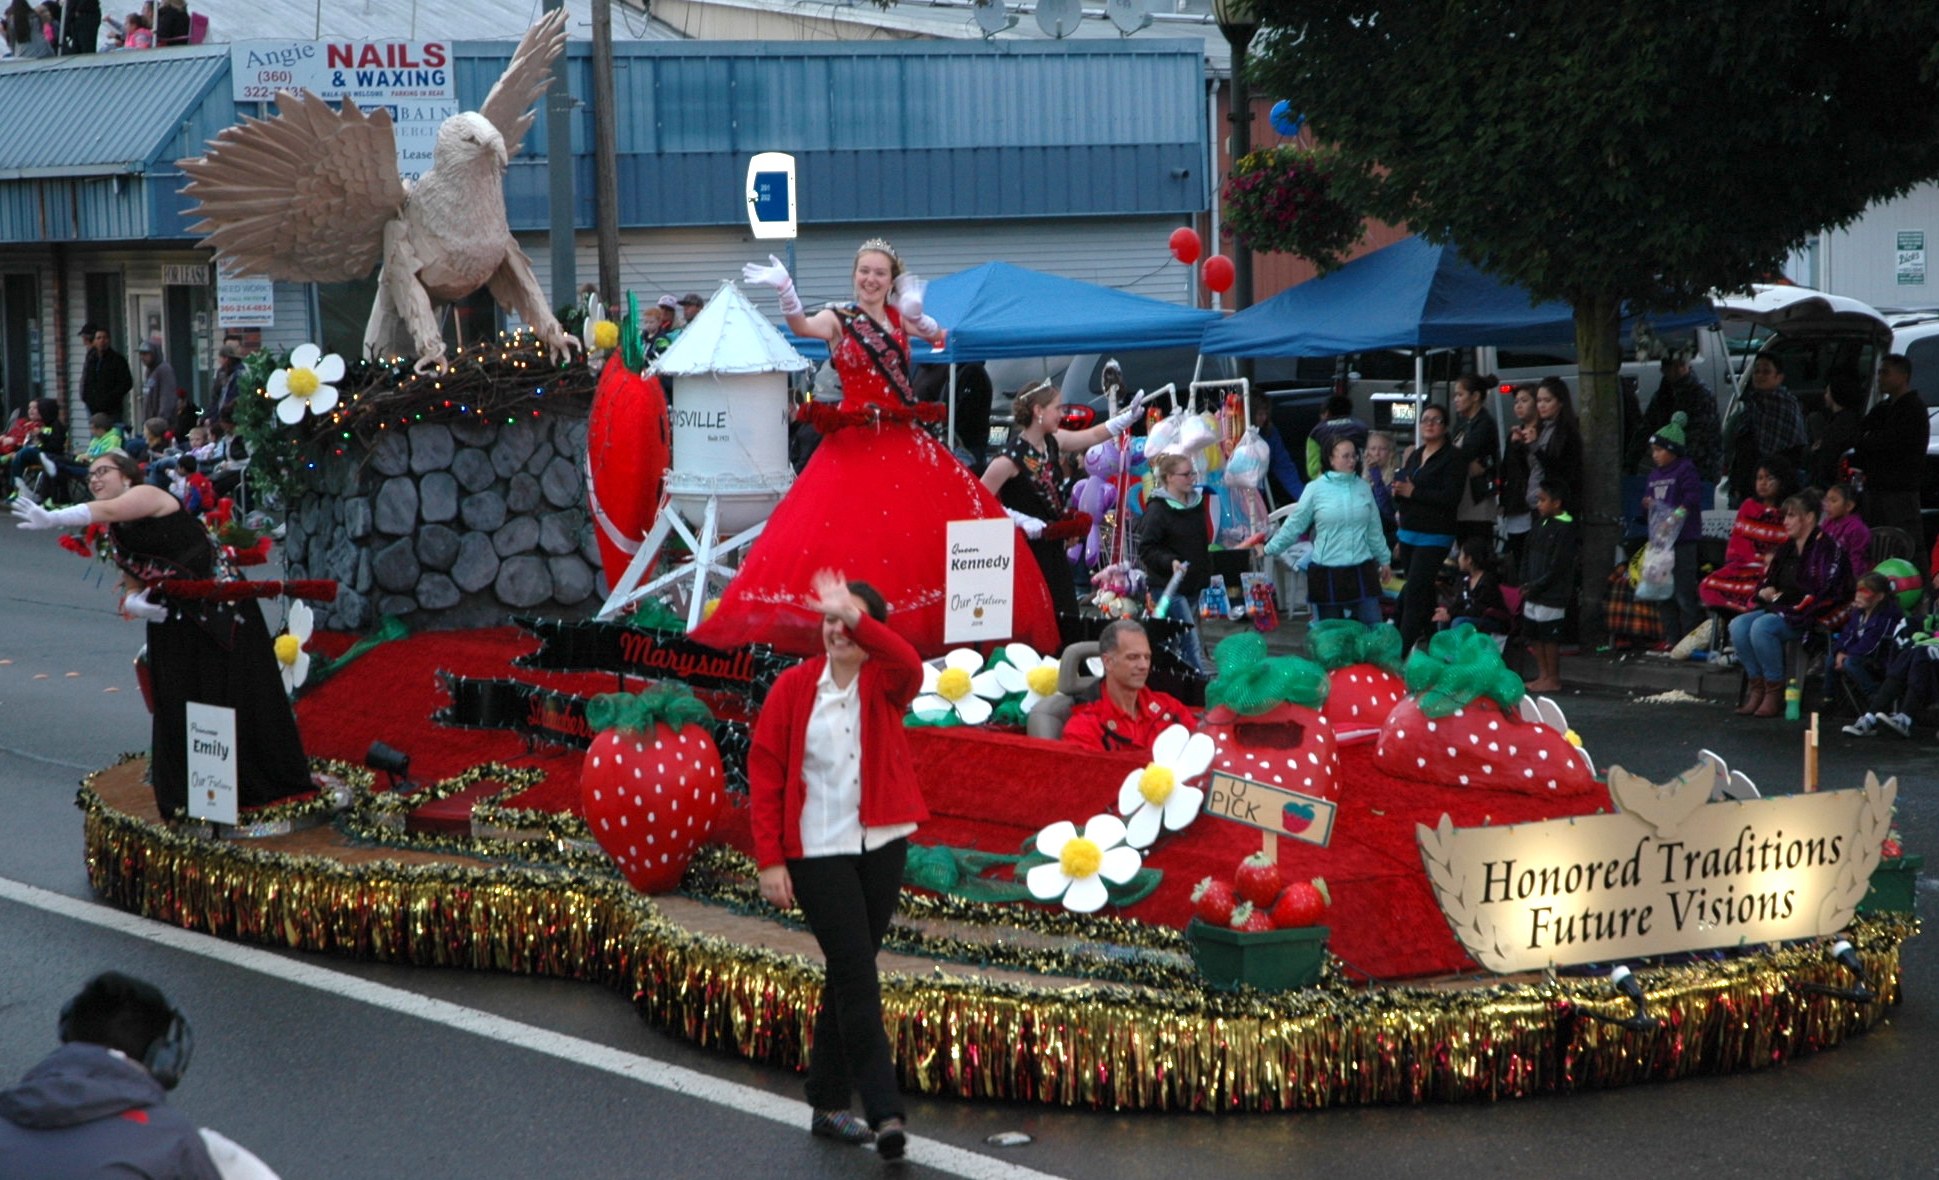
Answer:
[179,11,580,373]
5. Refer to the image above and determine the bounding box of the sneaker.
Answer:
[1880,712,1914,738]
[874,1118,907,1162]
[810,1110,875,1145]
[1842,713,1879,737]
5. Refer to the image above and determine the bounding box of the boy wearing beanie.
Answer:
[1642,411,1706,649]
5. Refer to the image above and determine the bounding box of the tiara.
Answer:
[856,237,899,260]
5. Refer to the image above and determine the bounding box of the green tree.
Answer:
[1246,2,1939,633]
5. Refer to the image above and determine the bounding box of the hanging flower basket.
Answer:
[1221,145,1364,271]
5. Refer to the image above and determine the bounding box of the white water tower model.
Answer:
[596,280,809,625]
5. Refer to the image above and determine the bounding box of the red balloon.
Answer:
[1202,254,1235,294]
[1168,226,1202,265]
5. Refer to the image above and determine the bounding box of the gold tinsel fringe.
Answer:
[78,784,1915,1112]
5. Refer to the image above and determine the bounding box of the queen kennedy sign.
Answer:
[1417,763,1896,973]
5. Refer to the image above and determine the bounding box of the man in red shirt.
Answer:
[1062,619,1195,755]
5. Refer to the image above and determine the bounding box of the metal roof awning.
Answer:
[0,48,229,180]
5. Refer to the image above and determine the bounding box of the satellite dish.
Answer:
[1035,0,1082,39]
[974,0,1018,37]
[1105,0,1151,35]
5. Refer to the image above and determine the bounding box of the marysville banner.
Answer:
[1418,764,1896,973]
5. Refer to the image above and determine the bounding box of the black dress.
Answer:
[112,511,311,817]
[996,433,1080,620]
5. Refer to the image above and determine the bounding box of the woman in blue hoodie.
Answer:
[1262,434,1391,626]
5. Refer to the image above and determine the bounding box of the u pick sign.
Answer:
[1417,763,1896,974]
[1206,770,1337,847]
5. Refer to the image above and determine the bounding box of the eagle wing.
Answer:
[478,8,568,160]
[178,90,408,284]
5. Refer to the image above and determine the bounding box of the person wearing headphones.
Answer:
[0,971,278,1179]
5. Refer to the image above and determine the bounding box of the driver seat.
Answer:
[1025,641,1102,741]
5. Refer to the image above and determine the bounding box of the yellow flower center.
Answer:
[1025,665,1059,698]
[274,634,300,667]
[1565,729,1582,748]
[592,320,620,350]
[1138,764,1176,806]
[702,598,720,620]
[1059,836,1102,880]
[287,368,320,400]
[936,667,972,701]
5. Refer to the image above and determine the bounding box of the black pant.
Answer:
[1397,538,1451,655]
[1030,535,1079,622]
[788,838,908,1125]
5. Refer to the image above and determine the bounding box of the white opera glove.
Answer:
[1103,388,1153,436]
[1004,507,1046,539]
[12,498,91,530]
[741,254,803,317]
[894,275,941,339]
[120,588,169,623]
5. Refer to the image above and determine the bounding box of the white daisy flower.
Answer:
[910,647,1005,725]
[1520,694,1596,776]
[1025,814,1142,914]
[1116,724,1214,848]
[273,599,314,694]
[266,342,346,424]
[989,642,1062,714]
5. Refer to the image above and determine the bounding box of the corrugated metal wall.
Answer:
[1819,186,1939,311]
[511,215,1194,326]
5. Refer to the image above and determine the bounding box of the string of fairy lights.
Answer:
[284,331,597,459]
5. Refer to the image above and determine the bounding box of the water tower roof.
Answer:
[653,281,813,376]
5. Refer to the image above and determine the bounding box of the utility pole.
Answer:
[543,0,577,321]
[592,0,621,306]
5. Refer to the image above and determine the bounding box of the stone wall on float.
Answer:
[281,414,602,631]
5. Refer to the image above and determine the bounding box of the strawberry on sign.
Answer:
[581,683,726,893]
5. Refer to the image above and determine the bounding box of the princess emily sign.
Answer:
[1418,764,1896,973]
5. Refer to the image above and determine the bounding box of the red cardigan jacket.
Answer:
[749,612,930,868]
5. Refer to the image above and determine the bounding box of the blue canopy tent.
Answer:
[1199,235,1715,357]
[785,260,1217,363]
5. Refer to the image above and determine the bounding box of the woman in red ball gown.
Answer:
[692,240,1059,659]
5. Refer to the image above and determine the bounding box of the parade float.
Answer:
[69,13,1920,1114]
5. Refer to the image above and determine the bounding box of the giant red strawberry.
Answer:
[1373,626,1594,795]
[1196,633,1341,800]
[586,359,671,593]
[581,684,725,892]
[1305,619,1407,737]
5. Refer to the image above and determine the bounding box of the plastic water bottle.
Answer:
[1783,680,1802,721]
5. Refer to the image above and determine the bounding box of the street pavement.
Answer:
[2,517,1936,1179]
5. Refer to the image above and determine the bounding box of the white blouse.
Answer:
[797,662,917,858]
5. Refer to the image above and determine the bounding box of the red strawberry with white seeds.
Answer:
[1233,851,1283,909]
[1270,877,1331,929]
[581,685,725,893]
[1306,620,1408,738]
[1375,696,1592,793]
[1197,633,1341,800]
[1192,876,1237,927]
[1373,627,1594,795]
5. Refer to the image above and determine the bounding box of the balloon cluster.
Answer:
[1165,226,1234,294]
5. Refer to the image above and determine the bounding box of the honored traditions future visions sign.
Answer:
[1417,763,1895,973]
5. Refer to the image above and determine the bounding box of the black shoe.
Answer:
[810,1109,874,1145]
[874,1118,907,1162]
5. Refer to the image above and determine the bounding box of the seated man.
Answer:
[1062,618,1196,755]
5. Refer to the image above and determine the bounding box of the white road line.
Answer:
[0,876,1067,1180]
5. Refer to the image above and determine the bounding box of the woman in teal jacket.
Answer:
[1263,434,1393,626]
